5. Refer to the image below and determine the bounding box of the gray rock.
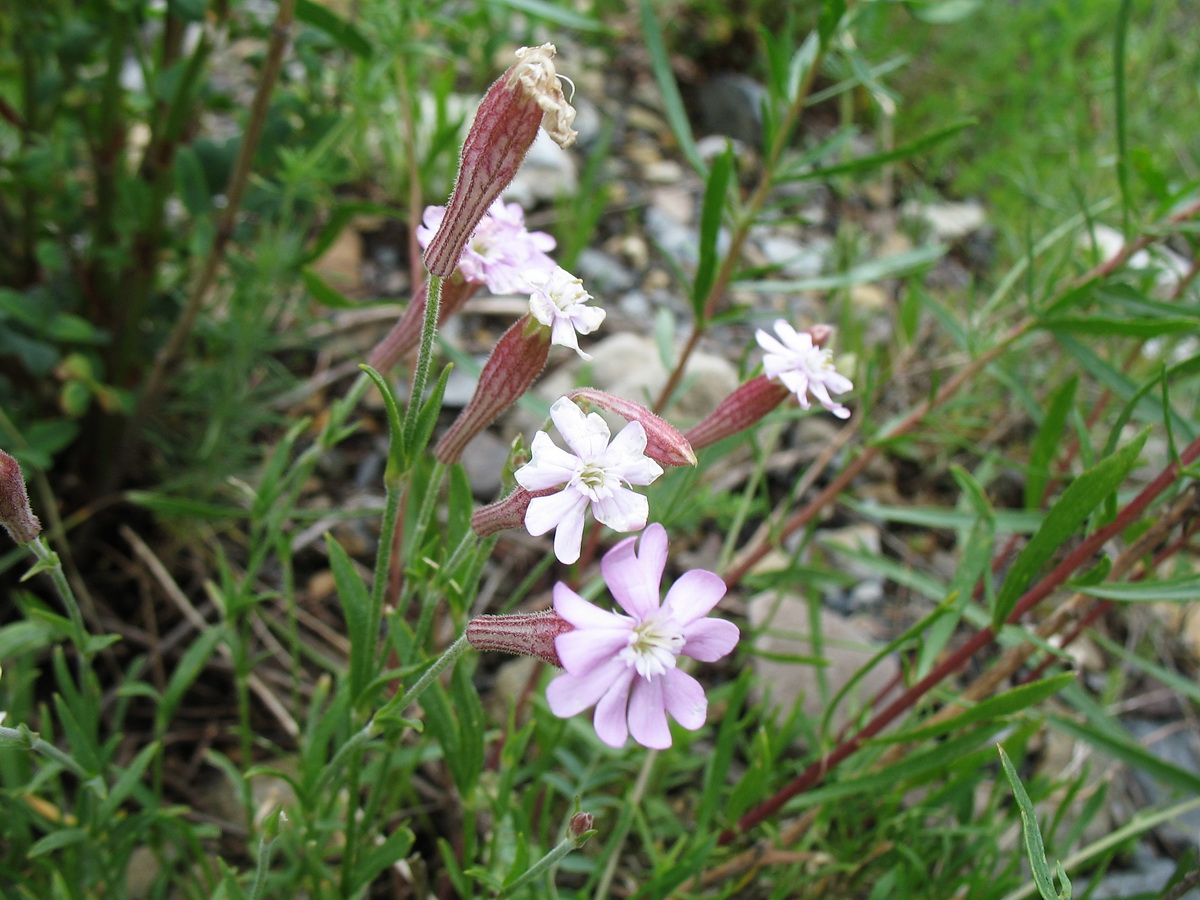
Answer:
[504,129,579,208]
[697,73,766,146]
[748,594,900,736]
[576,247,636,298]
[460,430,512,498]
[903,199,987,242]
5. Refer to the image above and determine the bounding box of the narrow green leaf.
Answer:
[877,674,1074,745]
[301,268,359,309]
[1070,573,1200,602]
[360,364,407,476]
[52,695,100,774]
[28,827,88,857]
[486,0,606,30]
[349,828,415,895]
[998,745,1070,900]
[1025,377,1077,509]
[789,120,974,181]
[158,626,223,729]
[817,0,847,45]
[1091,631,1200,709]
[736,245,946,293]
[126,491,249,520]
[691,143,734,321]
[98,741,161,821]
[992,429,1148,630]
[326,534,373,703]
[295,0,372,57]
[1051,712,1200,796]
[408,363,453,467]
[844,497,1043,533]
[1041,315,1200,338]
[638,0,702,174]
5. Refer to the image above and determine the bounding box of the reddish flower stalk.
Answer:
[434,315,552,465]
[472,487,554,536]
[0,451,40,545]
[367,277,480,373]
[466,609,573,667]
[424,44,577,278]
[684,375,792,451]
[567,387,696,467]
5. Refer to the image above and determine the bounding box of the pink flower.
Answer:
[416,201,556,295]
[515,397,663,564]
[756,319,853,419]
[545,524,739,748]
[526,266,605,360]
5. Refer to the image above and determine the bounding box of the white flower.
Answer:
[515,397,664,564]
[526,266,606,360]
[756,319,853,419]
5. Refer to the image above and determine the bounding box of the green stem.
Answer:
[374,634,469,723]
[502,824,594,897]
[27,537,89,656]
[403,274,443,452]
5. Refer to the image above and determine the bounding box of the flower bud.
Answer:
[466,608,574,667]
[683,375,791,451]
[567,388,696,467]
[567,812,594,841]
[0,451,40,545]
[424,44,577,278]
[435,315,552,465]
[471,487,555,536]
[367,277,480,373]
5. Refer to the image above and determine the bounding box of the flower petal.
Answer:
[592,669,636,747]
[661,669,707,730]
[662,569,727,624]
[553,582,628,630]
[515,431,581,490]
[546,657,627,718]
[681,617,740,662]
[627,675,671,749]
[601,523,667,619]
[550,397,610,459]
[591,487,648,533]
[552,500,589,564]
[555,627,632,676]
[524,488,587,537]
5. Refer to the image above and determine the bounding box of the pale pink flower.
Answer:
[756,319,853,419]
[416,201,556,295]
[526,266,605,360]
[515,397,663,565]
[545,524,739,749]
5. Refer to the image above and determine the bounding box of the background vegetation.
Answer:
[1,0,1198,897]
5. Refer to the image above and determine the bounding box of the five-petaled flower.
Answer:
[416,200,556,295]
[526,266,606,360]
[545,524,739,748]
[515,397,663,564]
[756,319,853,419]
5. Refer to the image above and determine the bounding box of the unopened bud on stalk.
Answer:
[0,451,40,545]
[367,277,480,373]
[466,608,573,667]
[683,375,791,451]
[424,44,578,278]
[567,812,595,841]
[435,315,552,465]
[472,487,554,536]
[567,388,696,468]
